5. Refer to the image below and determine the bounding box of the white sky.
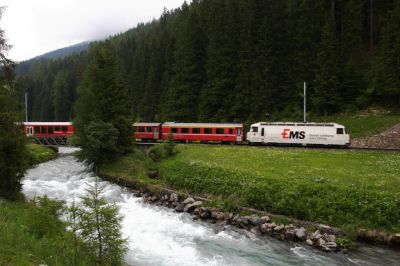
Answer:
[1,0,187,62]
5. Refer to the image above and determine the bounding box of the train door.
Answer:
[26,126,33,136]
[236,127,243,142]
[154,126,159,139]
[260,127,265,143]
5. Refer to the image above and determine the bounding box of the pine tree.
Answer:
[312,17,341,115]
[52,70,71,121]
[199,0,238,122]
[0,7,28,200]
[74,41,133,167]
[371,1,400,105]
[162,2,206,121]
[78,180,127,265]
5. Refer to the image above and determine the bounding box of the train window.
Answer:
[171,128,178,133]
[55,126,61,132]
[216,128,224,134]
[192,128,200,134]
[261,128,265,137]
[204,128,212,134]
[228,128,233,134]
[41,126,47,134]
[138,127,145,132]
[237,128,242,135]
[48,127,54,134]
[251,127,258,133]
[62,126,68,132]
[337,128,344,135]
[146,127,152,132]
[181,128,189,134]
[34,126,40,134]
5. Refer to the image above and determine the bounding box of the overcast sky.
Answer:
[1,0,187,62]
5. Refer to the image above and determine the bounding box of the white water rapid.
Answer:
[22,147,399,266]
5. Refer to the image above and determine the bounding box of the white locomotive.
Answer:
[246,122,350,147]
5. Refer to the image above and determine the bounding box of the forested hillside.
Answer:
[16,0,400,122]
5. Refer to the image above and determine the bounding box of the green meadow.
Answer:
[159,145,400,233]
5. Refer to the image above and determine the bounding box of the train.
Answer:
[22,121,350,147]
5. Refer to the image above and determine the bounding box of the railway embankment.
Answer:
[351,123,400,149]
[99,144,400,251]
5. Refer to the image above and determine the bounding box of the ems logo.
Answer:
[281,128,306,139]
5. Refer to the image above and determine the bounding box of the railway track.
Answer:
[135,141,400,152]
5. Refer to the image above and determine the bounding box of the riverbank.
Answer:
[0,145,94,265]
[99,144,400,250]
[28,143,58,165]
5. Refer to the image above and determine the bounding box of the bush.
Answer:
[148,132,177,161]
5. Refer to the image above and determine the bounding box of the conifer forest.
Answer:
[15,0,400,123]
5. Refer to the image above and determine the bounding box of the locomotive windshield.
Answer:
[251,126,258,133]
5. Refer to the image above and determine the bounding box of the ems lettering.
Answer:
[281,129,305,139]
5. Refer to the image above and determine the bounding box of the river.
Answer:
[22,147,399,266]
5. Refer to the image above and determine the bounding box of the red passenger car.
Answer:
[133,122,162,141]
[161,122,244,143]
[23,122,74,145]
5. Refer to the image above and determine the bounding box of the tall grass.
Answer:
[0,200,94,265]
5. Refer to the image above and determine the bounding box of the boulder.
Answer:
[230,214,240,226]
[182,197,195,205]
[311,230,321,241]
[211,211,225,221]
[321,242,338,252]
[284,229,295,241]
[267,223,277,229]
[323,233,336,243]
[317,237,326,247]
[260,216,270,224]
[175,203,185,212]
[184,201,203,212]
[274,225,284,232]
[169,193,179,202]
[306,239,313,246]
[150,196,158,202]
[249,215,263,226]
[294,227,307,241]
[237,217,250,228]
[285,224,295,230]
[259,223,269,233]
[199,211,210,219]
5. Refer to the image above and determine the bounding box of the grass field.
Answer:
[159,145,400,234]
[0,200,94,265]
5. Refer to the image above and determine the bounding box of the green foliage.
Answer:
[148,132,177,161]
[14,0,400,121]
[74,41,133,168]
[77,121,119,166]
[336,237,354,249]
[312,17,340,115]
[0,7,28,201]
[27,143,57,165]
[0,200,94,265]
[159,145,400,234]
[77,179,128,265]
[99,148,159,189]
